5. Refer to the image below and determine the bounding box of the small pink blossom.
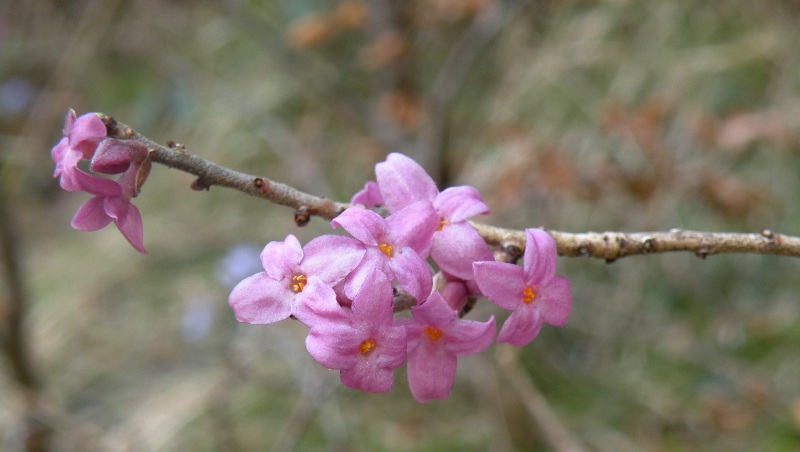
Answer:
[305,269,407,393]
[332,202,437,302]
[404,291,495,402]
[228,234,364,327]
[473,228,571,346]
[70,138,151,253]
[354,153,493,280]
[51,110,109,192]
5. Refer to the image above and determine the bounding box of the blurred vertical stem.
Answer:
[0,182,50,451]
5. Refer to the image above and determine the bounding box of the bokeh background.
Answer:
[2,0,800,450]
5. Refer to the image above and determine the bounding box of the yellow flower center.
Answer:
[378,243,393,257]
[359,338,376,355]
[436,218,449,231]
[290,273,308,293]
[522,287,536,304]
[425,326,443,341]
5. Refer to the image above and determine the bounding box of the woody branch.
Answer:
[103,115,800,261]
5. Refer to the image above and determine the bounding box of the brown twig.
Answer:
[103,116,800,260]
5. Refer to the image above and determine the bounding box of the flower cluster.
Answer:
[229,153,572,402]
[50,110,151,253]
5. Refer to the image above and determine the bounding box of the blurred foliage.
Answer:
[2,0,800,450]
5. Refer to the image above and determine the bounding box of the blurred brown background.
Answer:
[2,0,800,450]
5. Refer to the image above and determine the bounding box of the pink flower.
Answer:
[51,110,109,192]
[305,269,407,393]
[332,202,437,302]
[69,138,151,253]
[354,153,493,280]
[404,291,495,402]
[228,234,364,327]
[473,228,571,346]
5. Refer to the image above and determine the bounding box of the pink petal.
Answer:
[430,222,493,280]
[228,273,292,324]
[331,206,383,246]
[350,268,394,329]
[387,247,432,304]
[70,197,112,231]
[372,323,408,369]
[351,181,384,207]
[342,249,385,300]
[62,109,76,136]
[443,316,496,356]
[440,279,468,311]
[524,228,557,286]
[114,203,147,253]
[259,235,303,280]
[293,277,349,328]
[301,235,365,285]
[386,201,438,256]
[411,292,456,327]
[341,359,395,393]
[497,305,543,346]
[51,138,68,177]
[69,113,107,158]
[306,322,361,369]
[59,150,121,196]
[375,153,439,213]
[91,138,137,174]
[434,186,490,223]
[472,261,525,310]
[537,276,571,327]
[407,343,456,402]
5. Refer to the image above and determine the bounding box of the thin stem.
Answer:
[103,115,800,260]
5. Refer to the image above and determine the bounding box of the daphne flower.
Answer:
[355,153,493,280]
[228,234,364,327]
[404,291,495,402]
[473,228,571,346]
[332,202,437,302]
[70,138,151,253]
[305,269,407,393]
[51,110,109,192]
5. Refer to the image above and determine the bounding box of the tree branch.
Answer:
[102,115,800,260]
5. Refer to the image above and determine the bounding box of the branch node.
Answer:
[190,178,211,191]
[253,177,270,195]
[501,243,523,263]
[642,236,655,253]
[578,242,590,257]
[696,247,709,259]
[166,140,186,152]
[761,228,774,240]
[294,206,312,227]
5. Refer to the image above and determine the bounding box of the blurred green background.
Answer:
[2,0,800,450]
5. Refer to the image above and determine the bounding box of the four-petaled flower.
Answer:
[70,138,152,253]
[404,291,495,402]
[228,234,364,327]
[332,202,437,303]
[306,269,407,393]
[353,152,493,280]
[473,228,571,346]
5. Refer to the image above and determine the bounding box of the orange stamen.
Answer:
[425,326,443,341]
[359,338,376,355]
[378,243,393,257]
[522,287,536,303]
[290,273,308,293]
